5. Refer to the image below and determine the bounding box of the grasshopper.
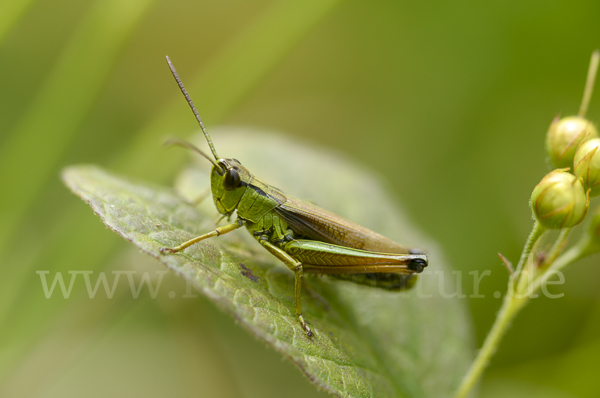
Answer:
[160,56,428,337]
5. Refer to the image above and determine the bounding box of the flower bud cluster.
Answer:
[539,113,600,229]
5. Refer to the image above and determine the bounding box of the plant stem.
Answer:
[579,50,600,117]
[531,236,592,293]
[542,228,572,267]
[515,221,545,274]
[454,220,545,398]
[454,222,595,398]
[454,291,526,398]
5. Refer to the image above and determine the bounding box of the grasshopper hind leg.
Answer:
[257,237,313,337]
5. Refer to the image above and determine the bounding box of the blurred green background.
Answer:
[1,0,600,396]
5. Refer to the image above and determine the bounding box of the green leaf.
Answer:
[62,128,472,398]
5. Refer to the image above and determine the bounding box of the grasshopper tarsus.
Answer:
[298,315,313,337]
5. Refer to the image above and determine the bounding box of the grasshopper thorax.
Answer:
[210,158,252,216]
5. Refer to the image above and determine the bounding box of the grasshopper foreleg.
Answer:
[160,219,244,254]
[257,238,313,337]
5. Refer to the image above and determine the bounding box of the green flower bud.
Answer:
[574,138,600,196]
[546,115,598,168]
[531,170,589,229]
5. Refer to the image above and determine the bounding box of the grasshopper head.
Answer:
[210,158,252,216]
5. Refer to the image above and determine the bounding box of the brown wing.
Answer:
[274,195,409,254]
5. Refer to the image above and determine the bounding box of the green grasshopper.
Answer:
[160,56,428,337]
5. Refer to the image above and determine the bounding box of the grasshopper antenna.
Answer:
[163,138,220,169]
[166,55,220,161]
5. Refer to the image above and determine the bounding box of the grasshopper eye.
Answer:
[224,168,241,190]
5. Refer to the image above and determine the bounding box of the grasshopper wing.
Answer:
[275,195,410,254]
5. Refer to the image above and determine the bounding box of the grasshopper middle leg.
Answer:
[258,238,313,337]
